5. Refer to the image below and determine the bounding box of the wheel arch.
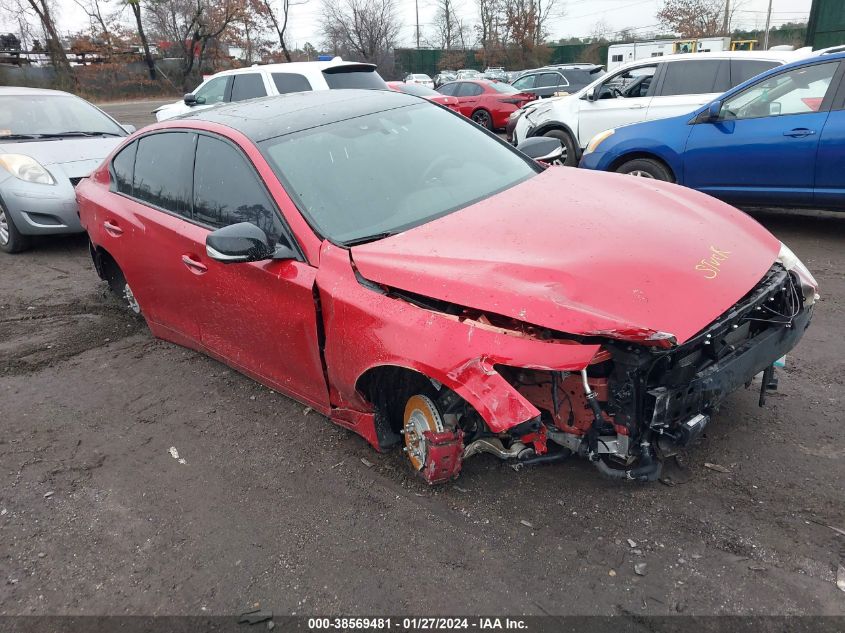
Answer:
[89,241,126,293]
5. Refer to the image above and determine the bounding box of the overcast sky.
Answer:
[9,0,814,51]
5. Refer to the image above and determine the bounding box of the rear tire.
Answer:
[0,205,31,254]
[542,129,577,167]
[615,158,673,181]
[471,109,494,130]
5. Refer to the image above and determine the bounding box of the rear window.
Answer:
[731,59,780,87]
[488,82,520,94]
[398,83,439,97]
[659,60,722,96]
[230,73,267,101]
[322,65,387,90]
[272,72,312,94]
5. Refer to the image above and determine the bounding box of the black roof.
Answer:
[176,89,419,142]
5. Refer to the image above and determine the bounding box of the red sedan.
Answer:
[77,90,816,484]
[386,81,461,113]
[435,79,535,130]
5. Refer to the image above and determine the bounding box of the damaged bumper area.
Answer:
[430,264,813,482]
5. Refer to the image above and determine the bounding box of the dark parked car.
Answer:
[511,64,605,99]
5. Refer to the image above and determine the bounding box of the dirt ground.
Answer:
[1,101,844,617]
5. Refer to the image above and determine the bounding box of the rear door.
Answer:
[112,131,207,343]
[454,82,483,116]
[533,72,566,98]
[577,63,657,147]
[683,60,841,206]
[646,59,726,122]
[189,133,329,409]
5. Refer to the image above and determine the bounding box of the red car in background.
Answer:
[435,79,536,130]
[386,81,461,113]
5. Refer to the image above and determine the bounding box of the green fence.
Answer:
[807,0,845,48]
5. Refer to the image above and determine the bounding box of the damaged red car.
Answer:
[77,90,818,483]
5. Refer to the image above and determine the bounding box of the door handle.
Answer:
[628,104,646,109]
[783,128,816,138]
[103,220,123,236]
[181,254,207,274]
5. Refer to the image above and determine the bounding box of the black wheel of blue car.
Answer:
[472,109,493,130]
[616,158,673,182]
[0,204,31,254]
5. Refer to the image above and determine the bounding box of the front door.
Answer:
[683,60,840,206]
[577,63,657,147]
[189,134,329,410]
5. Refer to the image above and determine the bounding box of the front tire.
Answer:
[0,205,31,254]
[542,129,577,167]
[615,158,673,181]
[471,109,494,130]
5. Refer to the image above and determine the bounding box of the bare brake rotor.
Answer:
[402,394,444,471]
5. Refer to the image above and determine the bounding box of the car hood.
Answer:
[351,168,780,346]
[0,137,124,178]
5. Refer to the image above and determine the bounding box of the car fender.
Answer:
[316,243,601,440]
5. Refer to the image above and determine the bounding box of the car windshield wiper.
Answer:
[343,231,397,247]
[38,131,124,138]
[0,133,47,140]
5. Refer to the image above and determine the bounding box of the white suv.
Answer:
[512,51,802,165]
[154,58,387,122]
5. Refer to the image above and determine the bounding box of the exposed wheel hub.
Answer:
[403,394,444,471]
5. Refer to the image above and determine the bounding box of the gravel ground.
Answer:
[0,101,843,617]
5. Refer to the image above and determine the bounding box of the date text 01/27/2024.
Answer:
[307,617,528,630]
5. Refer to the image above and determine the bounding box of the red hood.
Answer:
[351,168,780,345]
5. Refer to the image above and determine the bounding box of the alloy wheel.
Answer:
[628,170,655,178]
[0,208,9,246]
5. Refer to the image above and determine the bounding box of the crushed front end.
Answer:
[488,263,815,480]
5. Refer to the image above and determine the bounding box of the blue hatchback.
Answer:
[579,52,845,209]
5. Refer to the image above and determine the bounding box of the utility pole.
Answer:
[415,0,420,48]
[722,0,730,36]
[763,0,773,50]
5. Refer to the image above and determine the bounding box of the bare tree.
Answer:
[657,0,728,38]
[261,0,307,63]
[320,0,400,67]
[432,0,468,50]
[125,0,157,79]
[147,0,244,86]
[5,0,76,84]
[72,0,115,55]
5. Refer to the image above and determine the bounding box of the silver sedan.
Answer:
[0,87,132,253]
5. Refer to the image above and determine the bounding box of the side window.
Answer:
[721,62,839,120]
[536,73,561,88]
[611,54,623,63]
[437,83,457,96]
[194,76,227,105]
[272,72,312,94]
[600,65,657,99]
[730,60,780,88]
[512,75,535,90]
[132,132,195,218]
[230,73,267,102]
[193,135,287,243]
[111,141,136,195]
[457,82,482,97]
[659,60,722,96]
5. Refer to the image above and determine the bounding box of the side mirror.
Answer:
[183,93,199,106]
[206,222,275,263]
[517,136,563,163]
[122,123,136,134]
[706,100,722,121]
[583,85,600,101]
